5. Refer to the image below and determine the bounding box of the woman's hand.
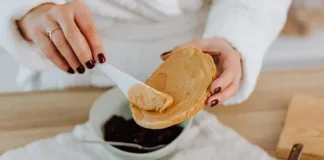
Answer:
[161,38,242,107]
[17,0,106,74]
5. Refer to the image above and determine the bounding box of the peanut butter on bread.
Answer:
[130,47,217,129]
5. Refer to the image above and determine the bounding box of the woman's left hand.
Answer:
[160,38,242,107]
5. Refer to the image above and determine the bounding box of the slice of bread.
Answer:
[130,47,217,129]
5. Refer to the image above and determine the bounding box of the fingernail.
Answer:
[160,51,171,57]
[67,67,75,74]
[85,59,95,69]
[77,65,85,74]
[98,53,106,63]
[211,99,219,107]
[213,87,221,94]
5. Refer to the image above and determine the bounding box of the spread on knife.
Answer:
[127,83,173,112]
[130,47,217,129]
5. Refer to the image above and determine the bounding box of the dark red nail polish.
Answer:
[160,51,171,57]
[77,65,85,74]
[85,59,95,69]
[211,99,219,107]
[98,53,106,63]
[213,87,221,94]
[67,67,75,74]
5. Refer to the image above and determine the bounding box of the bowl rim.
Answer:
[90,87,194,158]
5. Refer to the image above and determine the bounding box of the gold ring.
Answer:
[46,28,61,41]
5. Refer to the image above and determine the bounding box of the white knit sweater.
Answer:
[0,0,291,105]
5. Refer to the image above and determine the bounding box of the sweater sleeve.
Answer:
[203,0,292,105]
[0,0,66,70]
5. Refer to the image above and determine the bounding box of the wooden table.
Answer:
[1,69,324,158]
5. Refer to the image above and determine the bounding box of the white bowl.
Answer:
[89,87,193,160]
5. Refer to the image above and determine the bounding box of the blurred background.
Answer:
[0,0,323,92]
[263,0,324,71]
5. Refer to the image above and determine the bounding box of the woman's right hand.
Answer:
[17,0,106,74]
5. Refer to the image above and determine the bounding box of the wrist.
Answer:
[17,3,56,41]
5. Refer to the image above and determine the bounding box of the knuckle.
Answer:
[84,26,98,37]
[70,0,87,10]
[40,14,52,24]
[31,26,42,37]
[190,39,199,44]
[50,6,63,14]
[55,37,69,48]
[65,30,79,40]
[197,39,209,48]
[71,0,84,5]
[50,5,70,17]
[44,50,56,59]
[190,39,204,47]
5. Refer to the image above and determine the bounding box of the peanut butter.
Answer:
[128,83,173,112]
[130,47,217,129]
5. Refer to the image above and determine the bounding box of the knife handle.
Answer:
[287,143,304,160]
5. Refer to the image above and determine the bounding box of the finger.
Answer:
[44,23,84,74]
[174,38,233,56]
[166,38,227,61]
[50,7,94,69]
[160,49,217,61]
[35,33,73,74]
[207,82,240,107]
[74,6,106,64]
[174,39,206,50]
[210,55,237,94]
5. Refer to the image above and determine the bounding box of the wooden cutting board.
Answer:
[277,94,324,159]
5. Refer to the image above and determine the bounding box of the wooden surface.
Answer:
[206,68,324,159]
[277,94,324,160]
[0,69,324,159]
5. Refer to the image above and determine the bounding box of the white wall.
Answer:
[0,52,19,92]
